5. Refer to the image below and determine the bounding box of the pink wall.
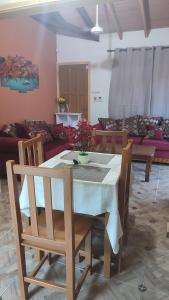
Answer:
[0,16,56,126]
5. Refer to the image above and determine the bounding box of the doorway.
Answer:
[58,63,89,120]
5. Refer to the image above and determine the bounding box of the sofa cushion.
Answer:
[98,118,118,130]
[142,138,169,151]
[0,137,27,153]
[129,136,143,144]
[154,150,169,159]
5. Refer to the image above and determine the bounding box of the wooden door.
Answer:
[59,63,89,119]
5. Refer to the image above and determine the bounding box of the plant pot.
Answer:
[78,152,89,164]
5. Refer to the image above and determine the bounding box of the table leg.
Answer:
[145,157,153,182]
[103,213,111,278]
[166,223,169,238]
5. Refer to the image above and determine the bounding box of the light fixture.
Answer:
[91,4,103,34]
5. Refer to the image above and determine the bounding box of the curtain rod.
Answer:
[107,46,169,53]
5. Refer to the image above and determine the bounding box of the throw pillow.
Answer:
[0,129,11,137]
[162,119,169,139]
[123,116,139,136]
[1,124,17,137]
[138,116,159,136]
[116,118,123,131]
[25,120,50,133]
[51,123,67,141]
[15,123,29,138]
[98,118,118,130]
[29,129,53,143]
[146,125,163,140]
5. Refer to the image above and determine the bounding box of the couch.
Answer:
[0,121,73,177]
[98,115,169,164]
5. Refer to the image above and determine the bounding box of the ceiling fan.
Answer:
[91,4,103,34]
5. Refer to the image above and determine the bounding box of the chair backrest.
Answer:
[6,161,74,253]
[18,134,44,167]
[18,134,44,185]
[118,139,133,229]
[91,129,128,153]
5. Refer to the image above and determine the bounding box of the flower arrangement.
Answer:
[57,96,67,112]
[58,96,66,104]
[76,119,92,154]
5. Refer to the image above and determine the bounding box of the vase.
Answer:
[59,104,65,113]
[78,152,89,164]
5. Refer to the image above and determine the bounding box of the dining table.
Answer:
[20,150,123,255]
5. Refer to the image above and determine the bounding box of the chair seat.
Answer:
[22,211,93,254]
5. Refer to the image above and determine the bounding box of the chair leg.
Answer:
[85,231,92,275]
[103,213,111,278]
[66,250,75,300]
[116,237,123,273]
[16,245,28,300]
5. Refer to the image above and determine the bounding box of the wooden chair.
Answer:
[18,134,44,185]
[6,161,93,300]
[91,129,128,154]
[18,134,44,165]
[18,134,45,261]
[104,140,133,276]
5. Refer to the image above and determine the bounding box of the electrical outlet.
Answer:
[94,96,103,102]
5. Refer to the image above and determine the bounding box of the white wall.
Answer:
[57,28,169,124]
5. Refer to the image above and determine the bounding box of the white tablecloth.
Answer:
[20,150,123,254]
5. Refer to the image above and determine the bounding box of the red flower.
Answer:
[76,119,92,152]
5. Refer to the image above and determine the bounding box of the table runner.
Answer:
[55,163,110,183]
[61,151,114,165]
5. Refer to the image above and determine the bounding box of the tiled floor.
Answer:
[1,162,169,299]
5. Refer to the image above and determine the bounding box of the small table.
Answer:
[20,150,123,255]
[132,144,156,182]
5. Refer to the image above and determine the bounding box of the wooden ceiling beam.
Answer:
[0,0,114,19]
[77,7,94,28]
[32,12,99,42]
[138,0,151,37]
[109,2,123,40]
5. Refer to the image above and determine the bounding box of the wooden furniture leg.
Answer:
[85,232,92,275]
[103,213,111,278]
[166,222,169,238]
[145,157,152,182]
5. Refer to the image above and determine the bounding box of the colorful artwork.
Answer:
[0,56,39,93]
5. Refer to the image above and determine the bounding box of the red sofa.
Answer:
[98,116,169,164]
[0,122,73,177]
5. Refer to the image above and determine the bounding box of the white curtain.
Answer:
[109,48,154,119]
[151,47,169,117]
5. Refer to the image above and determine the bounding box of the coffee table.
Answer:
[132,144,156,182]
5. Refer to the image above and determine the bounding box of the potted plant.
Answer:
[76,119,92,164]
